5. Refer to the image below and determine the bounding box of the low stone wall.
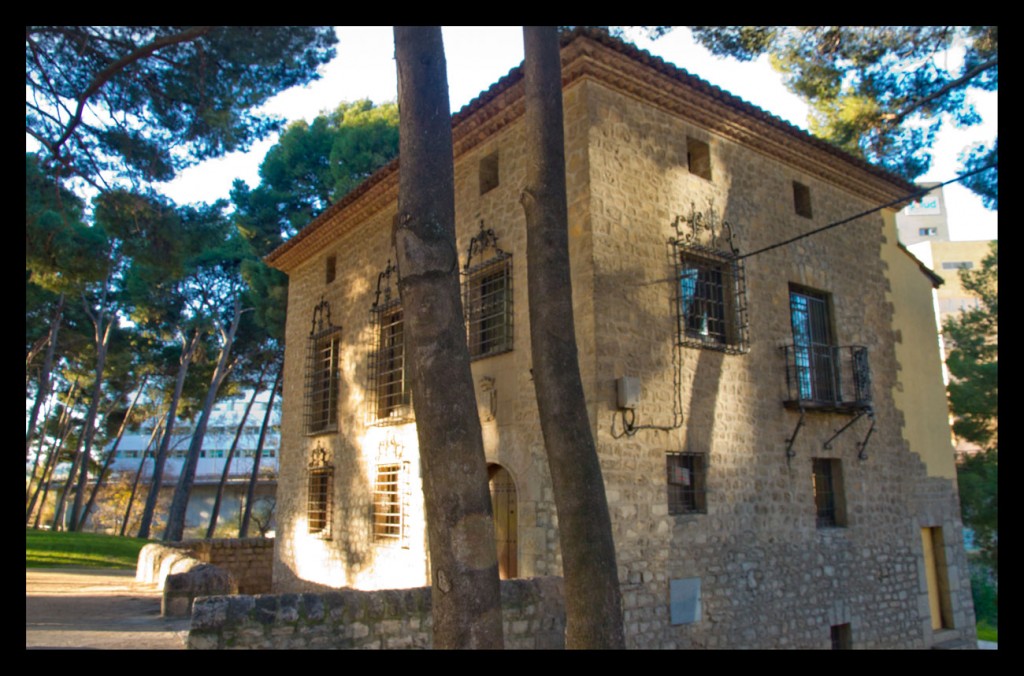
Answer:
[136,538,274,595]
[187,576,566,649]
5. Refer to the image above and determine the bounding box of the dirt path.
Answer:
[26,568,190,650]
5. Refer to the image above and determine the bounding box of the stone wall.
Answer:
[137,538,274,595]
[187,576,565,650]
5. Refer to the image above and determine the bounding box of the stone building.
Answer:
[265,29,975,649]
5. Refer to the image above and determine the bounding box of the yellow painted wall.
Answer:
[882,213,957,479]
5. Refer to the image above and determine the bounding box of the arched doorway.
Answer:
[487,464,518,579]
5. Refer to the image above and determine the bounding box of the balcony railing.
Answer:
[781,344,872,412]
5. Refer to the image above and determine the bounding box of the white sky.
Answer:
[108,26,1001,242]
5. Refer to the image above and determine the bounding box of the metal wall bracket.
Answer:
[856,409,876,460]
[785,407,806,460]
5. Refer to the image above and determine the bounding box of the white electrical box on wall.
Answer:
[616,376,641,410]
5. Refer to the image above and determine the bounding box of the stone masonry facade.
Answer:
[266,29,976,649]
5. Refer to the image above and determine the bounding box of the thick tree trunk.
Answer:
[392,26,503,650]
[520,25,625,649]
[239,367,281,538]
[164,297,243,542]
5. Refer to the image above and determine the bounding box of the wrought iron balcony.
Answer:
[781,344,872,413]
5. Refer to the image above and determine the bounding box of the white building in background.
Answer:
[107,389,281,537]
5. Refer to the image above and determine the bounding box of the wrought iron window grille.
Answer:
[368,260,412,425]
[372,461,409,543]
[463,221,513,360]
[307,444,333,538]
[666,451,708,515]
[669,202,749,354]
[304,297,341,435]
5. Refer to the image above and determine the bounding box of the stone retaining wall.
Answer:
[137,538,274,595]
[187,576,566,649]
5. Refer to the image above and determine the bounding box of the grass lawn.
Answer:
[977,621,998,643]
[26,529,152,569]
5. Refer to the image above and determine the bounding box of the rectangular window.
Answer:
[789,287,837,403]
[687,138,712,181]
[667,452,707,515]
[465,254,513,359]
[919,227,938,236]
[812,458,846,527]
[941,261,974,270]
[480,151,499,194]
[308,465,333,537]
[830,623,852,649]
[373,463,405,541]
[369,302,411,423]
[305,328,341,434]
[793,181,813,218]
[675,248,748,353]
[921,527,954,630]
[325,255,336,284]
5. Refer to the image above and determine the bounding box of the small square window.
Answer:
[812,458,846,527]
[687,138,712,181]
[480,151,499,194]
[325,255,336,284]
[793,181,812,218]
[667,452,707,515]
[919,227,938,237]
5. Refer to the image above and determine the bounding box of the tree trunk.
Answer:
[68,295,115,531]
[206,369,265,539]
[78,376,148,530]
[392,25,503,650]
[239,366,281,538]
[26,294,64,461]
[520,25,625,649]
[121,416,164,537]
[137,328,199,539]
[164,296,243,542]
[27,385,78,526]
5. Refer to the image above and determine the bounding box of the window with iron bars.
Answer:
[305,327,341,434]
[675,247,748,353]
[373,462,406,541]
[667,452,707,515]
[464,253,512,359]
[308,465,333,537]
[812,457,846,528]
[368,301,411,423]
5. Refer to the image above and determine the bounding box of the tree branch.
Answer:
[885,55,998,127]
[52,26,214,158]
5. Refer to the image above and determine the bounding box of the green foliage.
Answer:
[688,26,998,207]
[26,154,108,293]
[958,450,998,577]
[26,26,338,190]
[232,99,399,248]
[943,242,997,578]
[969,560,998,629]
[944,242,997,447]
[26,529,151,569]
